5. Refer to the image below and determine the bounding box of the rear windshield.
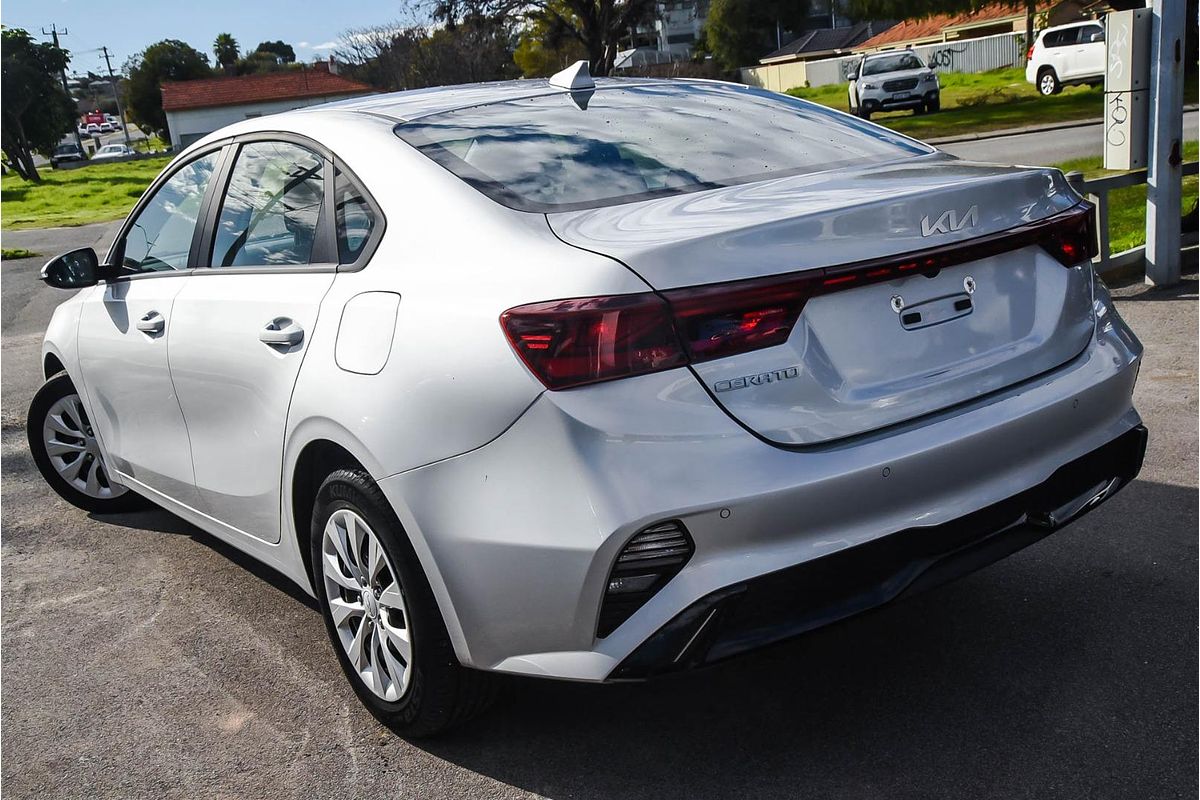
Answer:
[394,82,930,212]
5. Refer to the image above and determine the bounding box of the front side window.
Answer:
[211,141,326,268]
[396,83,930,213]
[334,167,376,264]
[119,151,220,273]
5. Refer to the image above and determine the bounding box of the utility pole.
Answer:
[1143,0,1185,286]
[42,24,86,153]
[100,46,133,148]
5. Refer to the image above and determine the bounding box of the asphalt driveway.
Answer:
[1,224,1196,799]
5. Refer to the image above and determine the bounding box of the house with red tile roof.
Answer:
[161,60,374,149]
[857,2,1067,52]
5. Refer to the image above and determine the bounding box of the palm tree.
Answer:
[213,33,240,72]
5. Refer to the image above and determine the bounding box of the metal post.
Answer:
[42,24,86,154]
[101,46,133,149]
[1144,0,1185,286]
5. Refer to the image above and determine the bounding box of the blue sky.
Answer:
[1,1,419,76]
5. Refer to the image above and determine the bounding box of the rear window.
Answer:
[394,83,930,213]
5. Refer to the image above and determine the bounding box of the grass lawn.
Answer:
[1,156,171,230]
[1055,140,1199,253]
[789,67,1107,139]
[1,247,39,259]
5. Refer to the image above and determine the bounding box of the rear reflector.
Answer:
[503,203,1096,390]
[598,521,695,638]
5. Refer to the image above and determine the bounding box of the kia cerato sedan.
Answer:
[28,63,1146,736]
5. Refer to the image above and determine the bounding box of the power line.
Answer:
[100,46,133,148]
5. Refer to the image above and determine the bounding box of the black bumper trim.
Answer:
[610,424,1147,680]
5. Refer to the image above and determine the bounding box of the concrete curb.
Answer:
[926,104,1199,146]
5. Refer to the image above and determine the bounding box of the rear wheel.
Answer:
[311,469,496,737]
[27,373,145,513]
[1038,68,1061,96]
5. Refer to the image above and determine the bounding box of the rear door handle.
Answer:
[136,311,165,335]
[259,318,304,347]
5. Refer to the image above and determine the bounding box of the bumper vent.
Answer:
[597,521,695,638]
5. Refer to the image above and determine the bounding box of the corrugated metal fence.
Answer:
[741,31,1028,93]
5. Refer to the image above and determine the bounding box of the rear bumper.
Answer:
[377,281,1143,682]
[613,423,1146,679]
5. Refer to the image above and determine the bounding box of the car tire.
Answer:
[27,372,147,514]
[310,468,496,737]
[859,108,872,120]
[1038,68,1061,96]
[913,105,925,116]
[926,98,940,113]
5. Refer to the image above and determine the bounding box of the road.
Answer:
[2,186,1197,797]
[940,109,1199,164]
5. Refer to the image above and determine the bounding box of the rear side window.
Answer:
[211,141,326,268]
[1043,28,1079,47]
[334,167,376,264]
[395,83,930,213]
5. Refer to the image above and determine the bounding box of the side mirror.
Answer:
[40,247,100,289]
[1090,31,1104,42]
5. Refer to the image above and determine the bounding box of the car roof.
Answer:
[1043,20,1102,31]
[307,76,717,123]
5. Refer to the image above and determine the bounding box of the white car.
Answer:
[90,143,134,161]
[85,123,102,136]
[848,50,941,119]
[28,65,1145,736]
[1026,20,1106,96]
[105,115,123,130]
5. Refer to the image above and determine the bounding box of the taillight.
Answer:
[1027,45,1035,60]
[500,294,687,390]
[502,203,1095,390]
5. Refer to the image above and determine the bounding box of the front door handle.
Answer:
[136,311,165,335]
[259,318,304,347]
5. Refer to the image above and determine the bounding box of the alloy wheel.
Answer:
[321,508,413,701]
[41,394,126,500]
[1040,74,1056,95]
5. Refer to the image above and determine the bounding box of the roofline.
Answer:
[163,88,371,113]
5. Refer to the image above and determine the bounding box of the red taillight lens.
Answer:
[663,273,821,362]
[500,294,687,389]
[1027,45,1034,60]
[502,204,1095,390]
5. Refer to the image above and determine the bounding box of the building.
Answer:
[758,21,897,66]
[161,60,373,150]
[855,2,1065,52]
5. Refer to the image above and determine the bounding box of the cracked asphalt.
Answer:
[1,223,1196,799]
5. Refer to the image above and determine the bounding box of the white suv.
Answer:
[1026,21,1106,96]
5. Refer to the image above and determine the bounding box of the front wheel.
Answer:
[926,97,940,113]
[311,469,496,737]
[27,372,145,513]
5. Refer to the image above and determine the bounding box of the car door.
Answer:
[1043,28,1072,78]
[1073,24,1105,79]
[167,136,338,544]
[76,148,225,508]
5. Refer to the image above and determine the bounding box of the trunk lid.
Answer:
[547,155,1095,445]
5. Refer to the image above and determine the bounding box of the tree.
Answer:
[213,33,240,71]
[1,28,78,182]
[254,40,296,63]
[337,16,518,91]
[428,0,658,76]
[124,40,211,140]
[514,3,589,77]
[701,0,812,71]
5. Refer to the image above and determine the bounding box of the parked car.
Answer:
[85,123,102,136]
[28,65,1146,736]
[49,143,86,168]
[104,114,123,130]
[98,122,115,133]
[848,50,940,119]
[91,143,135,161]
[76,124,88,137]
[1026,20,1106,96]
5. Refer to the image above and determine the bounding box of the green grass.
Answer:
[789,67,1106,139]
[1054,140,1199,253]
[1,247,39,259]
[1,156,170,230]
